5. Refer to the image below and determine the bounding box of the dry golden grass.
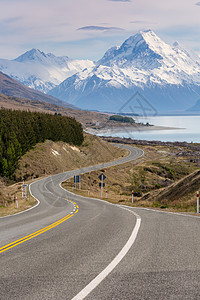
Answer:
[0,179,36,217]
[62,143,200,213]
[1,134,200,216]
[14,133,128,181]
[0,134,127,216]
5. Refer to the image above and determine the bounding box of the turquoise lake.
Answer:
[98,116,200,143]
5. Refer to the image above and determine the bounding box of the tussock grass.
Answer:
[63,143,200,213]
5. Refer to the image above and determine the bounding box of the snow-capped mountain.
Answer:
[0,49,94,93]
[48,30,200,114]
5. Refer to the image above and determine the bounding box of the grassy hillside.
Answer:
[0,108,83,178]
[0,93,109,129]
[0,134,127,216]
[141,169,200,211]
[63,141,200,213]
[14,134,127,181]
[0,72,70,107]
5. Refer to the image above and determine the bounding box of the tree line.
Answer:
[109,115,135,123]
[0,108,84,178]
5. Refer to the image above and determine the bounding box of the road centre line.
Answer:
[0,202,79,254]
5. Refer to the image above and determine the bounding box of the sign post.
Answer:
[74,175,81,189]
[98,173,106,198]
[197,191,199,214]
[23,184,28,200]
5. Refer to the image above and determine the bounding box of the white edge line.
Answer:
[0,181,41,219]
[128,206,200,219]
[0,145,143,219]
[71,206,141,300]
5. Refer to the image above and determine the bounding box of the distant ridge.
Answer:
[0,49,94,93]
[0,72,74,108]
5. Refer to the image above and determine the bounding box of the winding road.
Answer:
[0,144,200,300]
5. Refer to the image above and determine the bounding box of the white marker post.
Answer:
[15,196,18,209]
[132,190,134,204]
[79,176,81,190]
[106,190,107,198]
[25,186,27,200]
[197,191,199,214]
[88,188,90,196]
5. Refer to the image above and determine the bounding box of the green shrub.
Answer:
[109,115,135,123]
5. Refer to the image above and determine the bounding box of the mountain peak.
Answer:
[14,48,51,63]
[98,29,164,68]
[121,29,165,54]
[13,49,71,66]
[173,41,180,47]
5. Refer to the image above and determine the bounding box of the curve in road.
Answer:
[0,144,144,300]
[1,144,200,300]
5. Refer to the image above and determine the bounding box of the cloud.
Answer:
[77,26,124,31]
[130,21,146,24]
[0,0,200,60]
[130,20,157,25]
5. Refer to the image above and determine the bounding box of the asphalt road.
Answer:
[0,144,200,300]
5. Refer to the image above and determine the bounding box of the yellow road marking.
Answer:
[0,203,79,254]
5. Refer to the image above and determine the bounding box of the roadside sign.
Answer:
[22,184,28,200]
[74,175,81,183]
[98,173,106,181]
[99,182,105,187]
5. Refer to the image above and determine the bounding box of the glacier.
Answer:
[0,49,94,93]
[48,30,200,114]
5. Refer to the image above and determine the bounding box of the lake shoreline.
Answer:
[86,124,181,135]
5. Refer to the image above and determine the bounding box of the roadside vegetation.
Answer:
[63,139,200,213]
[1,109,200,215]
[0,133,127,216]
[0,108,83,178]
[109,115,135,123]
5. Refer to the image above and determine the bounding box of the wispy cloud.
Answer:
[130,20,157,25]
[77,26,124,31]
[0,0,200,60]
[130,21,146,24]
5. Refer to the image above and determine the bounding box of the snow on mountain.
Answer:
[48,30,200,113]
[0,49,94,93]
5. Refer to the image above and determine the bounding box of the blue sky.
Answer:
[0,0,200,60]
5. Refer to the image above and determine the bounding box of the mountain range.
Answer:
[1,30,200,114]
[0,49,94,93]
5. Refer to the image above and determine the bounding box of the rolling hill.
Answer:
[0,72,73,108]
